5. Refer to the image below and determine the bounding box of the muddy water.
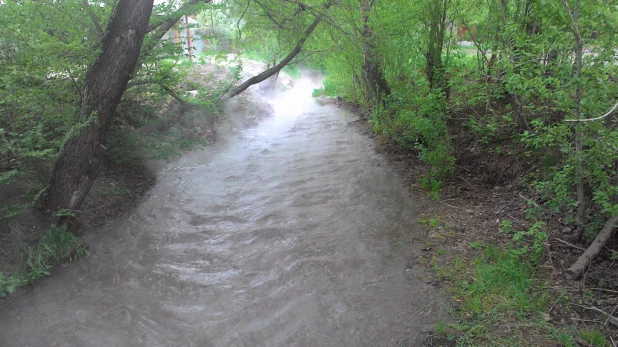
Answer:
[0,80,446,346]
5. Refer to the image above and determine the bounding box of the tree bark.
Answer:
[425,0,450,98]
[359,0,390,104]
[565,216,618,280]
[223,3,331,100]
[43,0,154,223]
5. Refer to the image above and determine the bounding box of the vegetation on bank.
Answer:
[0,1,232,295]
[2,0,618,344]
[0,226,86,297]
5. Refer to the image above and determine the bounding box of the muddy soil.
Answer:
[0,79,449,346]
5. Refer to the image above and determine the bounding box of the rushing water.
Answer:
[0,79,446,346]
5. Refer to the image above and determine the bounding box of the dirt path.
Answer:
[0,79,447,346]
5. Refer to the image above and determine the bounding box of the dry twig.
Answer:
[570,303,618,326]
[553,237,586,251]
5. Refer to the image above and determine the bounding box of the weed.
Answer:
[0,226,87,297]
[26,226,87,279]
[436,319,448,334]
[419,216,444,229]
[552,329,577,347]
[469,242,483,250]
[499,219,513,234]
[508,221,547,264]
[424,241,436,249]
[435,244,552,345]
[579,329,609,347]
[418,172,441,200]
[0,272,23,297]
[0,202,27,219]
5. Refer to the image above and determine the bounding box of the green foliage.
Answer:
[499,220,513,234]
[382,91,455,177]
[0,272,23,298]
[507,221,547,264]
[0,226,86,297]
[552,329,577,347]
[419,216,444,229]
[0,203,27,219]
[442,244,551,344]
[0,1,101,169]
[312,76,340,97]
[26,226,87,278]
[418,173,441,200]
[104,127,143,165]
[578,329,609,347]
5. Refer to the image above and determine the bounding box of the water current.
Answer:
[0,78,447,346]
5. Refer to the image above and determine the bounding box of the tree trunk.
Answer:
[43,0,154,223]
[360,0,390,105]
[425,0,450,98]
[565,216,618,280]
[571,0,586,239]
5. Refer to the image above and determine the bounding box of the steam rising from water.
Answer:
[268,75,323,120]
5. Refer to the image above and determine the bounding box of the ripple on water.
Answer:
[0,92,447,346]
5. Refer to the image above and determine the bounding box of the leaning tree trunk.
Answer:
[565,216,618,280]
[43,0,154,223]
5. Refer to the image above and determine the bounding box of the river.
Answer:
[0,77,447,346]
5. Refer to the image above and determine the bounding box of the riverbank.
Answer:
[0,62,276,298]
[334,99,618,346]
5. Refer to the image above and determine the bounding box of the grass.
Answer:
[419,215,445,229]
[552,329,577,347]
[579,329,610,347]
[459,246,548,317]
[429,240,557,345]
[426,231,615,346]
[418,173,442,200]
[0,226,87,297]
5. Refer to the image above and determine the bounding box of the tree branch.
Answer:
[565,100,618,122]
[565,216,618,280]
[82,0,103,36]
[236,0,251,42]
[222,1,332,100]
[126,80,188,107]
[148,0,211,40]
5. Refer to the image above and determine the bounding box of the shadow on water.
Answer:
[0,72,448,346]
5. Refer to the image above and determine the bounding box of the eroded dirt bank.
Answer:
[0,79,448,346]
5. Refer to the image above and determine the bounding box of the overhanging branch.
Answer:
[222,1,333,100]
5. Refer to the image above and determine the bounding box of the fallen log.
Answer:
[565,216,618,280]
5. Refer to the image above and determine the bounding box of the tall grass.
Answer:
[0,226,87,297]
